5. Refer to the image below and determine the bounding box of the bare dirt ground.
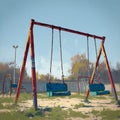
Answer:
[17,93,120,120]
[0,93,120,120]
[19,94,119,111]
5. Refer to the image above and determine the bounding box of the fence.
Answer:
[0,80,120,94]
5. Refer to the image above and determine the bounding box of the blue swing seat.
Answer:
[89,83,110,96]
[46,83,71,97]
[11,84,17,88]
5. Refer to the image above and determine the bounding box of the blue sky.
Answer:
[0,0,120,78]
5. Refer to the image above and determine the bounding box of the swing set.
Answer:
[15,19,118,110]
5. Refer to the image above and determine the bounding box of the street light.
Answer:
[13,45,18,84]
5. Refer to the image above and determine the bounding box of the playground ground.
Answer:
[0,92,120,120]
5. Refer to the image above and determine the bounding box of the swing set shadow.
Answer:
[15,19,119,110]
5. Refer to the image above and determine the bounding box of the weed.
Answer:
[45,106,68,120]
[0,111,28,120]
[91,110,100,116]
[68,93,86,99]
[18,93,33,102]
[91,109,120,120]
[68,108,88,118]
[74,103,86,109]
[100,109,120,120]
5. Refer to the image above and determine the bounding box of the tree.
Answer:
[36,71,40,80]
[39,73,56,81]
[116,62,120,71]
[68,53,109,81]
[39,74,48,81]
[0,63,9,73]
[70,53,90,78]
[0,62,30,83]
[111,61,120,84]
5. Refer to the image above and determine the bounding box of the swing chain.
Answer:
[94,37,98,59]
[87,36,90,77]
[49,28,64,83]
[49,28,54,82]
[94,37,101,82]
[59,29,64,83]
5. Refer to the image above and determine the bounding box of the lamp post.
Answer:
[13,45,18,84]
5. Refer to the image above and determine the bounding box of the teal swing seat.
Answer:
[89,83,110,96]
[46,83,71,97]
[11,83,17,88]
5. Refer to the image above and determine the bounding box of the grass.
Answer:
[100,109,120,120]
[91,110,100,116]
[46,106,67,120]
[68,92,86,99]
[91,109,120,120]
[1,106,120,120]
[0,96,15,109]
[0,107,60,120]
[0,96,13,103]
[18,93,33,102]
[0,111,28,120]
[37,93,48,99]
[68,108,88,118]
[0,92,120,120]
[74,103,87,109]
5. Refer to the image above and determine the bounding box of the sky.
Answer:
[0,0,120,78]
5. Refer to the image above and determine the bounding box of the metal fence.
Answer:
[0,80,120,94]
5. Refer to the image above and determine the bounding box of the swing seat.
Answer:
[11,84,26,92]
[46,83,71,97]
[11,84,17,88]
[89,83,110,96]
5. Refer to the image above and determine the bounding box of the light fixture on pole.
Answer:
[13,45,18,84]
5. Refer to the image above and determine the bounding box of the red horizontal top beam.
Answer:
[32,19,105,41]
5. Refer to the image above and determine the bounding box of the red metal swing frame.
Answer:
[15,19,118,110]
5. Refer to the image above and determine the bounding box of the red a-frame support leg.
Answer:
[15,20,38,110]
[102,42,118,102]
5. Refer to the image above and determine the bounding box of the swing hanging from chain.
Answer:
[46,28,71,97]
[86,37,110,96]
[86,36,101,82]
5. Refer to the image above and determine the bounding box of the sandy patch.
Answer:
[18,96,119,113]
